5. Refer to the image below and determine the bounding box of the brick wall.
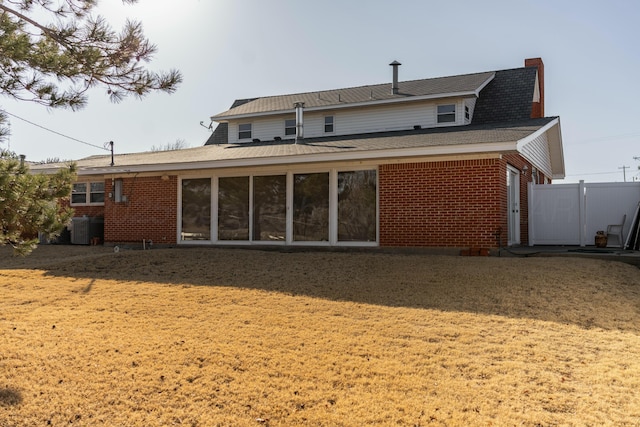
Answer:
[104,176,178,244]
[63,158,535,248]
[65,203,105,218]
[379,158,516,248]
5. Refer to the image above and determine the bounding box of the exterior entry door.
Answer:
[507,167,521,246]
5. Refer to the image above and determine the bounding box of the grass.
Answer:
[1,246,640,426]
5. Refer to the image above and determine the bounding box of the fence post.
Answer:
[579,180,586,247]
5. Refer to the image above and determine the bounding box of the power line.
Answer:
[3,110,109,151]
[565,170,621,177]
[569,132,640,145]
[619,165,630,182]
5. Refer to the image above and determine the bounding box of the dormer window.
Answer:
[238,123,252,139]
[324,116,334,133]
[465,105,470,121]
[285,119,296,136]
[437,104,456,123]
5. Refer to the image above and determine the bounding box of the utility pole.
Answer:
[619,165,629,182]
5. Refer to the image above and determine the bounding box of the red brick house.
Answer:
[33,58,564,249]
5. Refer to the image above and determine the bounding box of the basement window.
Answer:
[437,104,456,123]
[324,116,334,133]
[285,119,296,136]
[238,123,252,140]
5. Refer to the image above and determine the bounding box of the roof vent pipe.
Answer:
[294,101,304,144]
[390,60,401,94]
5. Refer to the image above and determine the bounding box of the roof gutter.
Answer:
[72,140,520,176]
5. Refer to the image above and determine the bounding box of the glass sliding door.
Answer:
[293,172,329,241]
[338,170,377,242]
[181,178,211,241]
[253,175,286,241]
[218,176,249,240]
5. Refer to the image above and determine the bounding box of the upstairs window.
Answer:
[437,104,456,123]
[285,119,296,136]
[465,105,470,121]
[71,181,104,205]
[238,123,252,139]
[324,116,334,133]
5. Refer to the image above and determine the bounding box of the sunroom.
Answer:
[179,167,377,246]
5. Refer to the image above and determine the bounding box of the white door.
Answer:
[507,167,521,246]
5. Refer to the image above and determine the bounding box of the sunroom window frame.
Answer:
[177,166,378,248]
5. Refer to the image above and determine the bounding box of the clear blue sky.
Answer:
[3,0,640,182]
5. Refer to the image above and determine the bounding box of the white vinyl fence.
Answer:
[528,181,640,246]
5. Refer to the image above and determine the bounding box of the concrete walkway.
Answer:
[499,245,640,268]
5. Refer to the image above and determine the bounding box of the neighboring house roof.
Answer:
[32,117,563,178]
[211,72,495,120]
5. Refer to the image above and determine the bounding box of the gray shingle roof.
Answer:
[212,72,495,119]
[472,67,538,124]
[32,118,557,174]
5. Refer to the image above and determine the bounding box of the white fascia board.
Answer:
[77,142,518,176]
[211,90,486,123]
[474,73,495,96]
[549,118,565,179]
[515,117,565,178]
[515,118,559,151]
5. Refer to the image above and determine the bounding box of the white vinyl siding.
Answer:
[464,98,477,124]
[520,131,553,178]
[229,120,284,144]
[226,98,470,143]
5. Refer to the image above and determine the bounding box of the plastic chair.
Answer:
[606,214,626,248]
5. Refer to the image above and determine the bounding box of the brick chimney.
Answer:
[525,57,544,118]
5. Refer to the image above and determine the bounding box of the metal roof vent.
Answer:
[390,60,401,94]
[294,101,304,144]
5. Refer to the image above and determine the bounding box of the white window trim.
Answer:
[284,119,296,136]
[324,115,335,134]
[238,123,252,140]
[71,181,105,206]
[436,104,457,125]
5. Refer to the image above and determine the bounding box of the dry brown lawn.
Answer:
[1,245,640,426]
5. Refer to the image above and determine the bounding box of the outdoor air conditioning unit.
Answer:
[71,217,90,245]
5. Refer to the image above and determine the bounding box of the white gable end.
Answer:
[520,131,552,178]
